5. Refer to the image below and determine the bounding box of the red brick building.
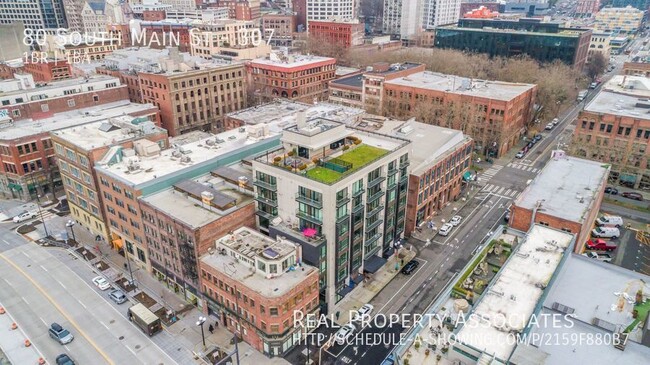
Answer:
[247,53,336,103]
[0,76,128,122]
[22,59,72,83]
[623,61,650,77]
[143,10,167,21]
[200,227,319,357]
[510,152,608,253]
[382,71,537,157]
[138,22,193,52]
[308,20,365,48]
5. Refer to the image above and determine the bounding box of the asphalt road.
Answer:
[0,229,177,365]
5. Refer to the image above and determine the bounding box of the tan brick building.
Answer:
[622,61,650,77]
[510,152,608,253]
[200,227,319,357]
[382,71,537,157]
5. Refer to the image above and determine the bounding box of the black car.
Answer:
[401,260,419,275]
[56,354,75,365]
[534,134,542,142]
[526,142,534,149]
[604,187,619,195]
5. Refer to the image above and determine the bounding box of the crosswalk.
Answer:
[477,184,520,199]
[507,162,539,173]
[478,165,504,182]
[35,209,57,221]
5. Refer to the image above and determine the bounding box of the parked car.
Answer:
[515,151,525,159]
[13,211,36,223]
[592,227,620,239]
[335,323,356,345]
[450,215,462,226]
[401,260,420,275]
[92,276,111,291]
[604,187,619,195]
[534,134,542,142]
[56,354,75,365]
[504,209,510,222]
[545,122,554,130]
[48,323,74,345]
[621,191,643,201]
[589,82,598,89]
[596,215,623,228]
[438,223,453,236]
[583,251,613,263]
[108,289,127,304]
[586,239,617,251]
[352,304,374,322]
[552,118,560,125]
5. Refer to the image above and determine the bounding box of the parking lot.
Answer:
[590,207,650,276]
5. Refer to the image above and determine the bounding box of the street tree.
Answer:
[586,53,607,80]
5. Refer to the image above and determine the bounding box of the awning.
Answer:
[363,255,387,273]
[463,171,473,181]
[337,285,354,297]
[352,274,364,284]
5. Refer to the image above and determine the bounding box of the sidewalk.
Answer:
[331,248,416,326]
[0,304,44,365]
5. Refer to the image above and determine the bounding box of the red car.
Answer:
[586,239,617,251]
[621,192,643,201]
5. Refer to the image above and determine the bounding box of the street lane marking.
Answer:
[0,251,115,365]
[2,239,9,245]
[22,297,29,305]
[39,317,47,325]
[77,299,87,309]
[100,321,110,330]
[40,265,48,272]
[57,280,67,289]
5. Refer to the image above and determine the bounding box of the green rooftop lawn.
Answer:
[305,167,342,183]
[304,144,388,184]
[337,145,388,168]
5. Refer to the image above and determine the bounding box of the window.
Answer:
[67,99,75,107]
[270,307,279,316]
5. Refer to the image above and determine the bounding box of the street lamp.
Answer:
[197,316,207,349]
[28,170,49,237]
[66,220,76,243]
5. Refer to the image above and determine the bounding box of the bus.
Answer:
[127,303,162,336]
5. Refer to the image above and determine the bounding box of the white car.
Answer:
[353,304,374,322]
[438,223,453,236]
[335,323,356,345]
[92,276,111,291]
[552,118,560,125]
[13,211,36,223]
[515,151,525,159]
[450,215,462,226]
[545,123,554,130]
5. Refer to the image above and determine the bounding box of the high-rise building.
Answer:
[306,0,356,26]
[0,0,68,30]
[251,113,411,312]
[383,0,461,40]
[594,6,644,35]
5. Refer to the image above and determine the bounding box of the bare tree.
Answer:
[586,53,607,80]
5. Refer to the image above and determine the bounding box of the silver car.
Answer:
[108,289,127,304]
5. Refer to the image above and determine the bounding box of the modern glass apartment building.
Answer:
[434,18,592,68]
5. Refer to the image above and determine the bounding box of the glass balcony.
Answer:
[368,175,386,188]
[336,195,350,207]
[366,204,384,218]
[367,190,385,203]
[352,188,364,197]
[366,219,383,232]
[296,210,322,224]
[255,209,276,220]
[295,193,323,208]
[255,196,277,207]
[253,179,277,191]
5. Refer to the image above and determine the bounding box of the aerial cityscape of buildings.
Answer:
[1,1,650,365]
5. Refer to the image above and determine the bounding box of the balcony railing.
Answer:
[366,204,384,218]
[336,213,350,223]
[352,203,364,214]
[399,174,409,184]
[336,195,350,207]
[272,222,326,246]
[400,160,410,168]
[255,196,278,207]
[253,179,277,191]
[366,219,383,232]
[368,175,386,189]
[255,209,277,220]
[365,233,382,247]
[352,188,364,197]
[296,210,322,224]
[295,193,323,208]
[367,190,385,203]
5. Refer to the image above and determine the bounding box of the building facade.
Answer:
[570,76,650,189]
[623,61,650,76]
[252,115,410,313]
[0,0,68,30]
[383,0,461,40]
[382,71,537,157]
[576,0,601,17]
[306,0,355,26]
[434,18,592,69]
[247,53,336,103]
[262,13,296,46]
[308,20,365,48]
[594,6,644,35]
[189,21,272,60]
[51,113,165,242]
[587,32,611,64]
[200,227,319,357]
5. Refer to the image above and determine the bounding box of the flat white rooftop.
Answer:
[456,225,574,361]
[0,101,157,140]
[250,53,335,68]
[515,154,608,223]
[227,100,365,131]
[51,115,165,151]
[0,75,118,97]
[586,75,650,120]
[384,71,536,101]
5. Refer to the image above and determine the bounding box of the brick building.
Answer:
[200,227,319,357]
[94,125,282,285]
[510,151,608,253]
[308,19,365,48]
[576,0,601,17]
[571,75,650,189]
[0,74,128,122]
[137,21,193,52]
[50,109,165,242]
[0,59,72,83]
[139,165,257,303]
[262,13,296,46]
[43,34,121,63]
[328,62,425,114]
[247,52,336,103]
[293,0,307,30]
[623,61,650,77]
[382,71,537,157]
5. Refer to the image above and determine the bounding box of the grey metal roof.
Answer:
[173,180,236,209]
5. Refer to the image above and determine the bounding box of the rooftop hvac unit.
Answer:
[180,155,192,163]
